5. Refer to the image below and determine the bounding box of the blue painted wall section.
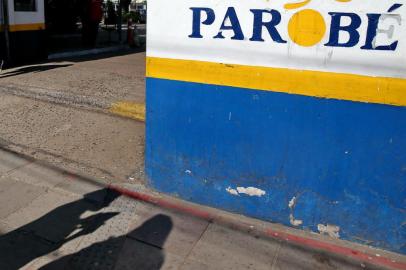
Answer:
[146,78,406,254]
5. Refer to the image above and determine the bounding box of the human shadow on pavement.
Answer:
[0,188,120,270]
[40,214,174,270]
[0,64,72,79]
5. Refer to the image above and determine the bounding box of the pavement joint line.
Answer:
[179,218,210,268]
[270,241,283,269]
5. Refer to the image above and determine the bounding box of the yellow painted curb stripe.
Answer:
[109,101,145,121]
[146,57,406,107]
[0,23,45,32]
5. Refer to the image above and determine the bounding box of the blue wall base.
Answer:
[146,77,406,254]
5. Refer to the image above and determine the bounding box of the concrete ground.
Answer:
[0,148,399,270]
[0,51,146,183]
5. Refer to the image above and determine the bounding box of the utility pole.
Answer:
[1,0,11,65]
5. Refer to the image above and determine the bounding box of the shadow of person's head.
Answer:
[131,214,174,247]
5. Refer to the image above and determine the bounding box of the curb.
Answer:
[48,45,129,60]
[108,185,406,270]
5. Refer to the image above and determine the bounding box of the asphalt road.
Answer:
[0,50,146,183]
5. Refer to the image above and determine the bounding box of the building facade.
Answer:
[0,0,46,65]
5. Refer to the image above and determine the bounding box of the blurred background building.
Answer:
[1,0,146,66]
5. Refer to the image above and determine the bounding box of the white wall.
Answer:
[148,0,406,78]
[7,0,45,25]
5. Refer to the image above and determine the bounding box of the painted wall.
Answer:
[146,0,406,254]
[0,0,46,64]
[8,0,45,26]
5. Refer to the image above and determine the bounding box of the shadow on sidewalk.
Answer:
[0,64,73,79]
[0,188,120,270]
[40,214,173,270]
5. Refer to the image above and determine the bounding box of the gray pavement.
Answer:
[0,148,398,270]
[0,51,146,183]
[0,51,146,104]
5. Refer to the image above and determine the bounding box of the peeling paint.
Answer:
[288,196,303,226]
[288,196,297,209]
[318,224,340,239]
[226,187,239,196]
[226,186,266,197]
[289,214,303,226]
[236,186,266,197]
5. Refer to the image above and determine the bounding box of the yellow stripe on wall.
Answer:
[0,23,45,32]
[146,57,406,107]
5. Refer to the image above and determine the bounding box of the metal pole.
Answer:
[1,0,11,64]
[117,0,122,42]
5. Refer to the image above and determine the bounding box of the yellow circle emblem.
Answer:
[288,9,326,47]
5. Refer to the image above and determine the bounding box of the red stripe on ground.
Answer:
[265,228,406,270]
[108,184,406,270]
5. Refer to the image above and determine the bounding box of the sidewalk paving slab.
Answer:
[270,242,376,270]
[3,190,96,244]
[0,149,31,175]
[184,223,280,270]
[128,203,210,258]
[1,190,81,234]
[114,237,185,270]
[0,177,46,219]
[5,161,71,188]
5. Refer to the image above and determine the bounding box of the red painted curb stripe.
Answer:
[108,185,214,221]
[266,229,406,270]
[108,185,406,270]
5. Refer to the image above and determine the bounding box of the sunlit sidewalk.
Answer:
[0,148,404,270]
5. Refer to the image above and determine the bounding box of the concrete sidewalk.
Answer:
[1,149,404,270]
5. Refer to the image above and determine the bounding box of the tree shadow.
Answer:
[0,64,73,79]
[0,188,120,270]
[40,214,174,270]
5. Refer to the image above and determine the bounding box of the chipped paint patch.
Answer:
[288,196,297,209]
[236,187,266,197]
[226,187,239,196]
[288,196,303,227]
[226,186,266,197]
[318,224,340,239]
[289,214,303,226]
